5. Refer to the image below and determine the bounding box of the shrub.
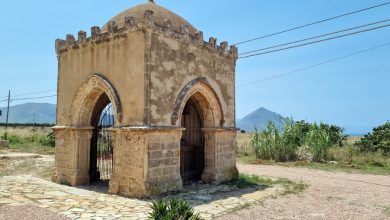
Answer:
[355,122,390,154]
[319,123,348,146]
[293,120,311,145]
[0,132,8,140]
[305,123,333,162]
[250,122,281,160]
[280,119,301,161]
[38,132,55,147]
[149,199,202,220]
[6,134,24,144]
[250,120,349,162]
[250,128,262,159]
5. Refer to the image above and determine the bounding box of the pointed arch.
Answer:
[171,77,224,128]
[69,74,123,126]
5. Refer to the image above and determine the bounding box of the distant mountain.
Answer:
[0,103,56,124]
[237,107,287,132]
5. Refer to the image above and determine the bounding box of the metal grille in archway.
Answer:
[96,103,114,180]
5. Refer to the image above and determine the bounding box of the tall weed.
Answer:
[305,123,333,162]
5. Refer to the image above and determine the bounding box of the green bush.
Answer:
[38,132,55,147]
[305,123,333,162]
[319,123,348,146]
[0,132,8,140]
[250,122,281,160]
[149,199,201,220]
[355,122,390,154]
[280,119,301,161]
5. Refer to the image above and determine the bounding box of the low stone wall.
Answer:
[0,140,9,148]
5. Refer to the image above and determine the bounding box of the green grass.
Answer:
[297,161,390,175]
[384,206,390,217]
[224,173,307,195]
[7,141,55,155]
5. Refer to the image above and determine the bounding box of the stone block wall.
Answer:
[108,128,183,197]
[215,130,239,182]
[145,129,183,194]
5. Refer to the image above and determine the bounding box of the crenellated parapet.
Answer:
[55,10,238,60]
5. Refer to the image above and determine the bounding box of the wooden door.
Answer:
[180,98,205,185]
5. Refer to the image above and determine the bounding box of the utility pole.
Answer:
[5,90,10,140]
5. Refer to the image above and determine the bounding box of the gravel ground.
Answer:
[218,164,390,220]
[0,205,69,220]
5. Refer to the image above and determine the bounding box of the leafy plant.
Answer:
[319,123,348,146]
[280,119,301,161]
[305,123,333,162]
[149,199,202,220]
[250,122,281,160]
[1,132,8,140]
[38,131,55,147]
[355,122,390,154]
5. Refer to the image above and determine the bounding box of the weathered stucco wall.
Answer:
[148,33,236,128]
[57,32,146,127]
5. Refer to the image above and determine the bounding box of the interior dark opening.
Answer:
[180,97,205,185]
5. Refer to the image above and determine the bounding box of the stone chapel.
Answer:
[53,0,238,197]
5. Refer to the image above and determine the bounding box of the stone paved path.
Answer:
[0,175,282,219]
[0,150,285,220]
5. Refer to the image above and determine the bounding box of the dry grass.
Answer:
[0,126,51,138]
[0,126,54,154]
[236,133,253,156]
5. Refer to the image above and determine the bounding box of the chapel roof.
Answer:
[101,1,198,34]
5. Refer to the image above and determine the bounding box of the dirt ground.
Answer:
[218,163,390,220]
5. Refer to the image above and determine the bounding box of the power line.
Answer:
[11,95,57,101]
[11,89,57,98]
[0,89,56,100]
[239,24,390,59]
[240,19,390,56]
[233,1,390,45]
[237,42,390,88]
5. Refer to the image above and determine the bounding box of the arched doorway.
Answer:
[89,93,115,183]
[180,97,205,185]
[172,79,226,185]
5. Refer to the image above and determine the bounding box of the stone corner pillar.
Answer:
[201,128,238,183]
[52,126,93,186]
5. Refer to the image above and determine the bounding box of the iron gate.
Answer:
[96,103,114,180]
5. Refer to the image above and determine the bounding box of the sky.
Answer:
[0,0,389,134]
